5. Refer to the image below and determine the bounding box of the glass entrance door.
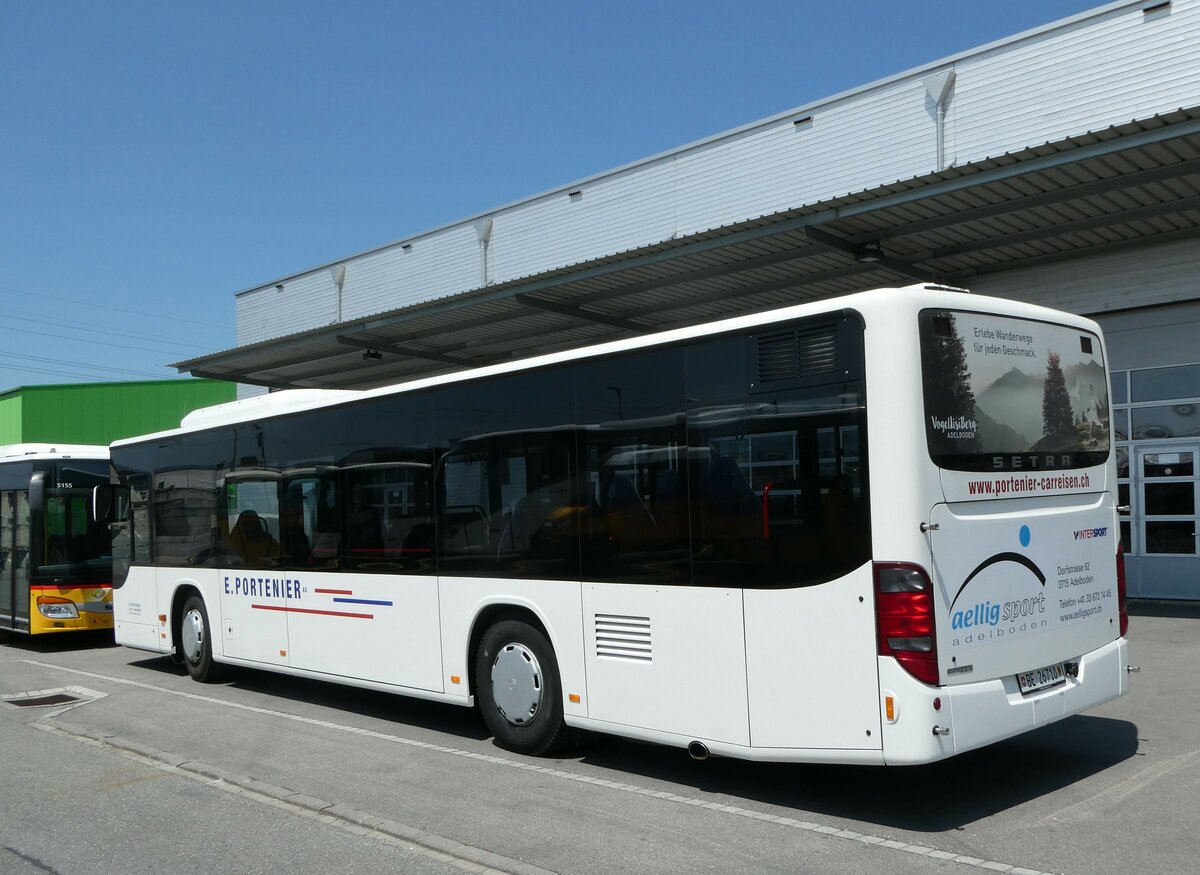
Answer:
[1131,445,1199,598]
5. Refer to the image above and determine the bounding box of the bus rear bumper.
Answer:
[879,637,1129,765]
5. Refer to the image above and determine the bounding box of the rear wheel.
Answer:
[476,619,566,755]
[180,595,227,683]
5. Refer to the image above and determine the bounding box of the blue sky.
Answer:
[0,0,1104,391]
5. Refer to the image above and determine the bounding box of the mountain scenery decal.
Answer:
[920,310,1110,468]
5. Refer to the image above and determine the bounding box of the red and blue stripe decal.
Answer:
[251,586,392,620]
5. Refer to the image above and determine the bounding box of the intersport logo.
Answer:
[1073,527,1108,540]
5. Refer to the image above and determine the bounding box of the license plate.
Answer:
[1017,662,1066,694]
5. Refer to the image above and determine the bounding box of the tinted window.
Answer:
[575,347,690,583]
[222,473,282,568]
[435,368,577,579]
[111,474,148,587]
[1131,404,1200,440]
[1,491,14,625]
[110,312,871,590]
[687,331,870,586]
[0,462,32,492]
[39,461,112,581]
[1131,364,1200,403]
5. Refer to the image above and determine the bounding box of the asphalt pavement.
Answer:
[1,601,1196,875]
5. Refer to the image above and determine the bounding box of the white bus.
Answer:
[100,285,1130,764]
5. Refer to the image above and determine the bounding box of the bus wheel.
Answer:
[180,595,227,683]
[476,619,567,756]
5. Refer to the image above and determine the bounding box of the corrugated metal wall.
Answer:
[236,0,1200,347]
[0,395,23,443]
[972,237,1200,323]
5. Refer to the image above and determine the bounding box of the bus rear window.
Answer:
[919,309,1109,472]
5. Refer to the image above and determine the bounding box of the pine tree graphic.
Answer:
[921,314,978,451]
[1042,351,1074,440]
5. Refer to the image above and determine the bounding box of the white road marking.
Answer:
[25,659,1053,875]
[33,721,535,875]
[1051,747,1200,824]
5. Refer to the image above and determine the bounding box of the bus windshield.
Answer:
[919,308,1110,473]
[37,462,112,580]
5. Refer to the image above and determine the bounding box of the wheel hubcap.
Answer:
[491,643,542,726]
[181,609,205,663]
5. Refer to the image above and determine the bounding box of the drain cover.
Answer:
[1,686,106,711]
[7,693,80,708]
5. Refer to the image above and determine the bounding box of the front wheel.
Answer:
[179,595,227,683]
[476,619,567,755]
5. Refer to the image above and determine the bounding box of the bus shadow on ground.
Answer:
[128,656,490,741]
[0,629,118,653]
[1128,599,1200,620]
[573,714,1139,832]
[127,653,1136,832]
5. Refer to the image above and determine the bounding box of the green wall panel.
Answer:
[1,380,235,445]
[0,395,23,444]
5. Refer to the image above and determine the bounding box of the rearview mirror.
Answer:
[30,471,46,514]
[92,484,129,523]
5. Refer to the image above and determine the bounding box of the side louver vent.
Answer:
[595,614,652,662]
[754,324,838,385]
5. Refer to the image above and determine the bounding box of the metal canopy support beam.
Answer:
[336,334,477,367]
[188,369,303,390]
[856,155,1200,245]
[201,346,365,379]
[513,294,649,332]
[561,239,828,307]
[631,261,886,318]
[298,357,454,386]
[908,194,1200,262]
[945,225,1200,280]
[802,226,933,282]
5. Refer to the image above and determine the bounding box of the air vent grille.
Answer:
[754,325,838,385]
[595,613,652,662]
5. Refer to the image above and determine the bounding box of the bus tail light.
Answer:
[1116,544,1128,638]
[874,562,938,686]
[37,596,80,619]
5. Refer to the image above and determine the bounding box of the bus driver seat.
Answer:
[229,509,279,565]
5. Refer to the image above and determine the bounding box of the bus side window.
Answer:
[152,469,220,568]
[222,479,283,568]
[0,491,11,577]
[310,478,341,567]
[342,464,436,572]
[280,481,312,567]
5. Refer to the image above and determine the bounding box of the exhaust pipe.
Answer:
[687,741,709,761]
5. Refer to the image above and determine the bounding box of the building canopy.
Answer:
[174,109,1200,391]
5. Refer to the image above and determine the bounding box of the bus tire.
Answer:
[180,595,227,683]
[476,619,567,756]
